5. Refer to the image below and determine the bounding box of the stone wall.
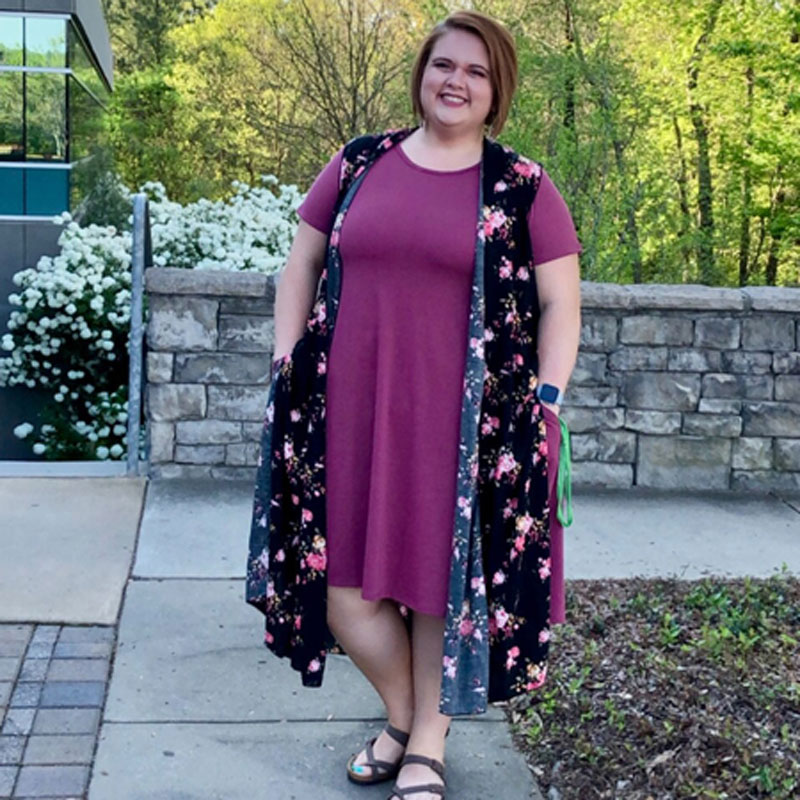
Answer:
[145,268,800,492]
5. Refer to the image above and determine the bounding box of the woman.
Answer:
[246,10,581,799]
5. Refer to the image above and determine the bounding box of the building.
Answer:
[0,1,114,458]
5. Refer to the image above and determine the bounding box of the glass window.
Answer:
[68,76,106,161]
[0,15,23,66]
[67,21,108,103]
[0,72,24,161]
[0,167,24,214]
[26,167,69,215]
[25,16,66,69]
[25,72,67,161]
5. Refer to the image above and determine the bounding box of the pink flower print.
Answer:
[284,440,294,460]
[443,655,457,679]
[470,336,484,360]
[515,513,534,535]
[264,629,274,644]
[514,353,524,367]
[512,159,537,179]
[471,575,486,596]
[317,359,326,375]
[499,261,513,279]
[492,451,519,481]
[514,533,526,553]
[291,494,300,505]
[494,606,509,630]
[488,616,498,636]
[330,230,340,247]
[538,556,551,580]
[308,658,321,672]
[484,326,495,341]
[459,618,474,637]
[257,514,267,529]
[505,645,520,670]
[354,165,365,179]
[266,581,275,598]
[294,614,302,630]
[492,570,506,586]
[493,179,508,192]
[306,552,326,571]
[302,508,313,523]
[290,409,301,422]
[516,265,530,281]
[539,628,551,644]
[457,495,472,520]
[379,136,393,149]
[274,549,285,562]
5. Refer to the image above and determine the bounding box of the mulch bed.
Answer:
[503,569,799,798]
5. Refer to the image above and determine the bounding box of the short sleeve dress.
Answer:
[296,140,582,621]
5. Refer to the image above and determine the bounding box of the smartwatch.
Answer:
[536,382,564,405]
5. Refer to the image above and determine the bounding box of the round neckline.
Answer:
[395,140,481,175]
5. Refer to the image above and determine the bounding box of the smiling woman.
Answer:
[246,9,582,800]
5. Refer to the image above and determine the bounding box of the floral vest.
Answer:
[246,124,557,716]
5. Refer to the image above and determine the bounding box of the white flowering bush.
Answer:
[1,174,302,459]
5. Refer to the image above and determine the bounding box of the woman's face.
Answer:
[419,28,494,135]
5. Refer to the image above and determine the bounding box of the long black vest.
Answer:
[246,125,555,716]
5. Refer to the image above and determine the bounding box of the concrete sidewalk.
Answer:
[1,477,799,799]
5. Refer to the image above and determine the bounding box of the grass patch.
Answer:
[503,565,799,798]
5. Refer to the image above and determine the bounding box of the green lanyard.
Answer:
[556,416,573,527]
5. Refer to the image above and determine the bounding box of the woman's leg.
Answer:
[393,609,451,796]
[326,586,415,768]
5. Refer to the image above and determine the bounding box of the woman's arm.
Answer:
[272,219,329,365]
[534,252,582,415]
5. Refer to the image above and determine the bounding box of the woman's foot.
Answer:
[389,753,446,799]
[348,721,410,781]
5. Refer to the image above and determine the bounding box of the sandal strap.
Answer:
[400,753,446,781]
[363,737,399,775]
[384,722,411,747]
[389,784,446,798]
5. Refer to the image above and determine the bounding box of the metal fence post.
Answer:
[127,194,152,476]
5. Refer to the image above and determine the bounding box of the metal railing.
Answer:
[126,193,152,476]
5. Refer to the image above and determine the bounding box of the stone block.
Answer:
[175,420,242,445]
[0,766,15,796]
[667,348,721,372]
[741,315,794,351]
[210,465,258,481]
[39,681,105,707]
[775,439,800,470]
[622,373,700,410]
[732,438,772,470]
[18,659,47,681]
[775,376,800,402]
[773,352,800,374]
[698,398,742,414]
[732,470,800,492]
[720,350,772,374]
[219,294,274,315]
[1,708,34,736]
[23,734,95,765]
[242,422,265,442]
[147,295,218,351]
[595,430,637,462]
[47,658,109,682]
[742,402,800,437]
[146,351,173,383]
[53,640,112,658]
[625,284,742,311]
[148,421,174,463]
[15,764,89,796]
[701,373,772,400]
[637,435,731,489]
[567,433,597,460]
[619,315,693,345]
[225,442,261,466]
[175,444,226,465]
[607,346,667,371]
[571,461,633,488]
[742,285,800,312]
[579,282,635,309]
[147,384,206,422]
[150,464,214,479]
[57,627,113,644]
[580,315,617,350]
[694,317,740,349]
[562,385,618,407]
[219,315,275,352]
[0,735,23,765]
[174,353,271,384]
[570,352,607,384]
[560,406,625,433]
[682,413,742,437]
[207,385,270,421]
[145,266,271,298]
[32,708,100,735]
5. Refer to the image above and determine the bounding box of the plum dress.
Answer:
[296,140,582,620]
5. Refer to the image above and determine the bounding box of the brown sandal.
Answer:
[346,722,411,784]
[386,753,447,798]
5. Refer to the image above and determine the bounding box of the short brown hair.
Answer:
[409,10,518,139]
